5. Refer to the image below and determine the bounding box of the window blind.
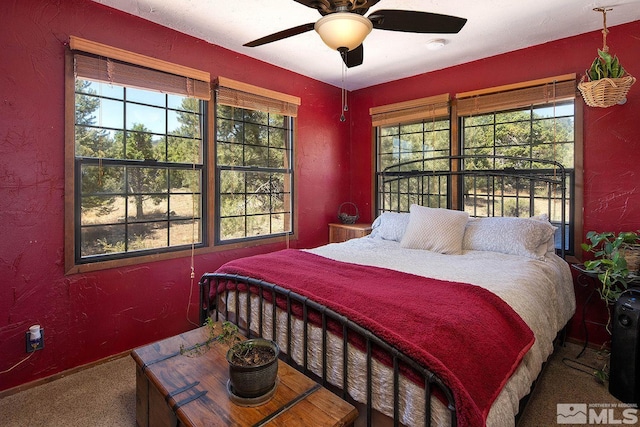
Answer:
[70,36,211,100]
[370,93,450,127]
[456,74,577,116]
[216,76,300,117]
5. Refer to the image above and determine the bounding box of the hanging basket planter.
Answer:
[578,75,636,108]
[578,7,635,108]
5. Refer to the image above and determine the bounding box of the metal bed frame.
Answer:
[199,275,456,426]
[199,155,569,427]
[377,155,569,257]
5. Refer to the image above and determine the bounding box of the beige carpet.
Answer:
[518,341,622,427]
[0,342,621,426]
[1,356,136,427]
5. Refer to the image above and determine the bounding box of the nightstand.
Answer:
[329,223,372,243]
[571,263,640,357]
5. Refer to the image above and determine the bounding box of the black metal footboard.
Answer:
[199,273,457,427]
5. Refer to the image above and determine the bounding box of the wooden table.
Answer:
[329,223,372,243]
[131,323,358,427]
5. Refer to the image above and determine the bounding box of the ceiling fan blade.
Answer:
[368,9,467,34]
[341,44,364,68]
[244,23,316,47]
[293,0,325,10]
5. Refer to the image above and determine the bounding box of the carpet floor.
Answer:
[0,341,621,426]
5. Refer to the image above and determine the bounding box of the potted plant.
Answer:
[179,319,241,357]
[585,49,628,81]
[577,8,636,108]
[578,49,636,108]
[180,319,280,402]
[582,230,640,307]
[580,231,640,383]
[226,337,279,400]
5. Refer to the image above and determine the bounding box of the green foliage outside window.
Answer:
[74,79,204,260]
[377,119,451,212]
[377,101,575,253]
[461,104,574,222]
[216,105,293,242]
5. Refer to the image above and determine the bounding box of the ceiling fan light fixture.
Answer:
[314,12,373,51]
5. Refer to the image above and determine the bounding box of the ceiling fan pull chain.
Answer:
[340,48,348,122]
[343,64,348,112]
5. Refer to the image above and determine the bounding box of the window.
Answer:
[65,41,300,273]
[372,94,451,211]
[457,76,579,255]
[459,102,574,214]
[66,37,211,273]
[214,78,299,243]
[374,76,582,256]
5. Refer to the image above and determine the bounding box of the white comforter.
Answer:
[305,237,576,426]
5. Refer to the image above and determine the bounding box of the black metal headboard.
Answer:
[377,155,570,257]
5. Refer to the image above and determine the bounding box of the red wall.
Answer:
[0,0,350,392]
[349,20,640,346]
[2,0,639,393]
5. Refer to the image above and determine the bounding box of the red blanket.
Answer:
[215,249,534,427]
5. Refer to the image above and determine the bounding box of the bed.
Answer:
[198,155,576,427]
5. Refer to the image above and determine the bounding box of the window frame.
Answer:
[373,75,583,260]
[375,117,452,212]
[214,104,295,244]
[372,94,452,212]
[65,46,211,274]
[64,40,300,275]
[213,77,299,246]
[455,76,581,257]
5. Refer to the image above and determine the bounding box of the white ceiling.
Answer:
[91,0,640,90]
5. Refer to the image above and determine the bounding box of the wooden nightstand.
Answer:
[329,223,372,243]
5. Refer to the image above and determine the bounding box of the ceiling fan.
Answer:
[243,0,467,68]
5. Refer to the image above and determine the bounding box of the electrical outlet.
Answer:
[26,328,44,353]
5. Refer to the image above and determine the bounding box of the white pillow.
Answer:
[463,216,557,260]
[531,213,556,253]
[369,212,410,242]
[400,205,469,255]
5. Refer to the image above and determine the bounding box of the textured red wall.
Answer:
[349,20,640,346]
[0,0,350,392]
[2,0,638,393]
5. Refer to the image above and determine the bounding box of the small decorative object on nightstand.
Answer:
[329,223,372,243]
[337,202,360,224]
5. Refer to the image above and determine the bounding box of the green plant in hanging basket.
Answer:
[579,7,636,107]
[578,49,636,108]
[585,49,627,81]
